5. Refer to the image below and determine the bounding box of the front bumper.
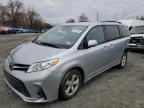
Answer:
[4,78,47,103]
[3,59,62,103]
[128,44,144,50]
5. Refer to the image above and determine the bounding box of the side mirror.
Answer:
[88,40,98,48]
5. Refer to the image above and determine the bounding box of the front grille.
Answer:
[130,37,144,45]
[9,63,30,72]
[4,71,30,97]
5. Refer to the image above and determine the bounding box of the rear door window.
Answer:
[104,25,120,41]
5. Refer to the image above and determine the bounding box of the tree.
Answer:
[6,0,24,27]
[27,7,40,28]
[42,23,53,30]
[0,4,6,25]
[78,13,89,22]
[0,0,52,30]
[0,4,10,25]
[66,18,75,23]
[26,7,53,30]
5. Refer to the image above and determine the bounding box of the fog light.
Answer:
[37,88,47,99]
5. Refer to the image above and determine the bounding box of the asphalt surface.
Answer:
[0,33,144,108]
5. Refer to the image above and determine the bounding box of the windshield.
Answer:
[34,25,87,49]
[130,26,144,34]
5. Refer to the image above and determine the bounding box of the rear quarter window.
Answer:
[118,25,130,37]
[104,25,120,41]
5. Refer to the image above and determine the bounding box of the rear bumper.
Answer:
[0,31,7,34]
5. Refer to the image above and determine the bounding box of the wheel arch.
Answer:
[67,67,85,84]
[58,66,85,99]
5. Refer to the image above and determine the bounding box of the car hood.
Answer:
[10,42,66,65]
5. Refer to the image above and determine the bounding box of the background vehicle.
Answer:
[119,19,144,30]
[0,26,6,34]
[0,26,16,34]
[14,28,30,33]
[0,26,8,34]
[3,21,130,103]
[129,26,144,49]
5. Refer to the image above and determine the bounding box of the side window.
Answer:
[118,25,130,37]
[104,25,120,41]
[86,26,105,44]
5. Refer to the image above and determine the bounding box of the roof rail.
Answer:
[100,20,122,24]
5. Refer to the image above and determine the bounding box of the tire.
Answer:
[118,52,127,68]
[59,69,82,100]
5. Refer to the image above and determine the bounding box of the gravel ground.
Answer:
[0,33,144,108]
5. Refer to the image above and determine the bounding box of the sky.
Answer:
[1,0,144,24]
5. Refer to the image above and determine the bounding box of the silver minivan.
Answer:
[3,21,130,103]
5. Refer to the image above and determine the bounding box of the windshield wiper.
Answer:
[38,42,59,48]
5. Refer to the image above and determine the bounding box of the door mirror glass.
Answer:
[88,40,98,48]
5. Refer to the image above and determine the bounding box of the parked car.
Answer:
[129,26,144,49]
[119,19,144,30]
[0,26,6,34]
[30,29,42,33]
[17,28,30,33]
[13,28,23,33]
[12,28,30,33]
[3,21,130,103]
[7,26,16,34]
[0,26,16,34]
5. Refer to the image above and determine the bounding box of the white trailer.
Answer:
[119,19,144,28]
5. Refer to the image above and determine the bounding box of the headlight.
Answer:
[27,58,59,73]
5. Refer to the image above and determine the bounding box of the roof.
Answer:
[61,21,122,26]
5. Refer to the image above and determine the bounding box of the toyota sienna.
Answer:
[3,21,130,103]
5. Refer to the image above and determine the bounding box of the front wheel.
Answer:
[59,69,82,100]
[118,52,127,68]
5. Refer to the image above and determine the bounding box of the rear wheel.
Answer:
[118,52,127,68]
[59,69,82,100]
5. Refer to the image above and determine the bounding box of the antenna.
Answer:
[97,12,99,21]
